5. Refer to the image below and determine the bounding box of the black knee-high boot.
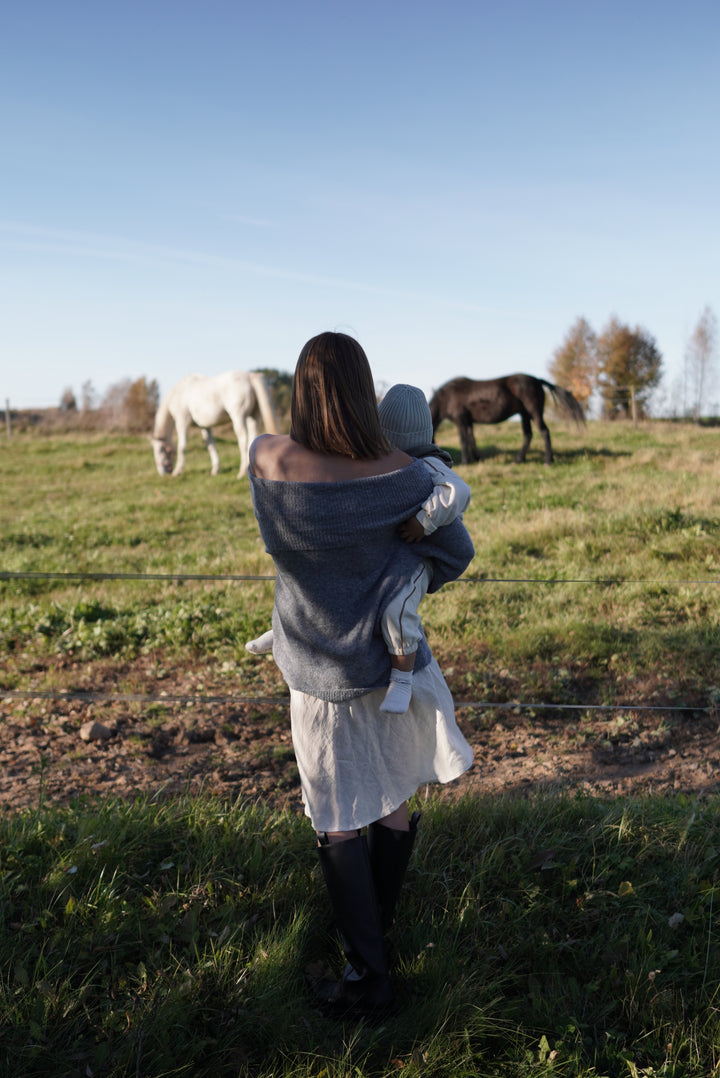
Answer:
[315,833,396,1015]
[367,811,421,933]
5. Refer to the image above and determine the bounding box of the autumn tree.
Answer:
[124,376,160,431]
[596,317,663,419]
[100,379,131,426]
[80,380,97,412]
[99,376,160,431]
[60,387,77,411]
[685,305,717,421]
[548,317,597,406]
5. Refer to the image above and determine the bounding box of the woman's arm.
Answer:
[400,458,471,540]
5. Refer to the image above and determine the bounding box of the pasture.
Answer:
[1,418,720,1076]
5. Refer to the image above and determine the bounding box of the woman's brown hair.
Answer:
[290,332,392,459]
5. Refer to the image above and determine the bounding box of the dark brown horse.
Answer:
[429,374,585,464]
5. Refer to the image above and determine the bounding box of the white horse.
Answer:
[152,370,278,478]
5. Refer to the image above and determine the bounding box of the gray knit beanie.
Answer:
[378,383,433,451]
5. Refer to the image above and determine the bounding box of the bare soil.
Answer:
[2,654,718,814]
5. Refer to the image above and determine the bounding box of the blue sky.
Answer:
[1,0,718,410]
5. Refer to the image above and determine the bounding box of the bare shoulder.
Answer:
[250,438,414,482]
[324,448,414,480]
[373,448,414,475]
[249,434,294,478]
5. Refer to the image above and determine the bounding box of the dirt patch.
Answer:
[1,656,718,814]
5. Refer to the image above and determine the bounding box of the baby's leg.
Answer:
[380,657,416,714]
[245,628,274,654]
[380,562,432,714]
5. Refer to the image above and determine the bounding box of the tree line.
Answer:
[57,377,161,432]
[549,307,717,420]
[52,368,294,433]
[29,310,719,432]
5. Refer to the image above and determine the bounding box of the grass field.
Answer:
[2,420,718,709]
[1,418,719,1076]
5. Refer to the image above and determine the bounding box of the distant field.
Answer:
[1,418,718,709]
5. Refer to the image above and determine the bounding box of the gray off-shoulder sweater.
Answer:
[249,459,475,701]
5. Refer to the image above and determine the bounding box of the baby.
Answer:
[246,383,471,714]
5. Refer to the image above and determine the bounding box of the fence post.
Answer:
[5,399,10,439]
[630,387,637,427]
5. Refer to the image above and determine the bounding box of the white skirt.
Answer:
[290,656,474,833]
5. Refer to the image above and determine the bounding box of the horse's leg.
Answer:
[537,416,553,464]
[241,416,257,477]
[458,415,478,464]
[201,428,221,475]
[467,420,480,462]
[515,413,532,463]
[230,415,257,477]
[456,422,471,464]
[172,419,188,475]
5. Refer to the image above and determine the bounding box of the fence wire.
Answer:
[2,570,718,585]
[0,689,714,716]
[0,570,274,583]
[1,568,717,715]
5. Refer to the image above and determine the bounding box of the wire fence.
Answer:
[0,688,713,715]
[2,568,718,717]
[2,570,718,586]
[0,570,274,583]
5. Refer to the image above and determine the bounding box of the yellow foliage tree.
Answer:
[548,317,597,406]
[596,317,663,419]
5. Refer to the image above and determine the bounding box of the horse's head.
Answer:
[151,437,175,475]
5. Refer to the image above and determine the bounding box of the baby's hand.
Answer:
[399,515,426,542]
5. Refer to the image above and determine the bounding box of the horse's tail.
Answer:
[249,372,279,434]
[539,379,586,428]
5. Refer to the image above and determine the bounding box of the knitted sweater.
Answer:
[249,459,475,701]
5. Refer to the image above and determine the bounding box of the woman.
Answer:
[249,332,474,1016]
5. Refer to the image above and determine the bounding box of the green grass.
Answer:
[1,792,719,1077]
[1,421,719,707]
[1,420,720,1074]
